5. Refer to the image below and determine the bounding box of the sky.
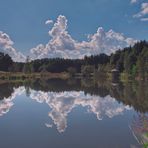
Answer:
[0,0,147,61]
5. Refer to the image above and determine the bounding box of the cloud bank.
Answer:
[0,31,26,62]
[31,15,137,60]
[0,15,137,61]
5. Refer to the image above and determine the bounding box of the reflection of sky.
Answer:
[30,90,131,133]
[0,87,132,133]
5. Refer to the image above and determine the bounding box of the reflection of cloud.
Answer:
[0,87,25,116]
[30,91,131,133]
[0,87,132,133]
[0,101,13,116]
[45,123,53,128]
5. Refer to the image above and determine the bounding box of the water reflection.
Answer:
[0,79,147,113]
[30,90,131,132]
[131,113,148,146]
[0,79,148,147]
[0,87,25,116]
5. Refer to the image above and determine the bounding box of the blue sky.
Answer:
[0,0,147,61]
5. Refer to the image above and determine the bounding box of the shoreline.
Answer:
[0,71,147,84]
[0,72,70,81]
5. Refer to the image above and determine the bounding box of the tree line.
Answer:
[0,41,148,79]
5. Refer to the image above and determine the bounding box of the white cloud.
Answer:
[45,19,53,25]
[133,2,148,18]
[30,15,137,60]
[141,3,148,15]
[0,31,26,62]
[131,0,138,4]
[0,31,13,48]
[0,15,137,61]
[141,17,148,21]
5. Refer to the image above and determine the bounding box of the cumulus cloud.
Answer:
[0,31,26,62]
[133,2,148,20]
[30,15,137,60]
[0,15,137,61]
[0,31,13,48]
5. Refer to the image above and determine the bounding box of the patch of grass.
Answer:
[143,143,148,148]
[0,72,70,81]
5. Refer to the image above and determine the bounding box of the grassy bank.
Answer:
[0,71,147,84]
[0,71,70,81]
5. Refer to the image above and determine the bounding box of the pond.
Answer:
[0,79,148,148]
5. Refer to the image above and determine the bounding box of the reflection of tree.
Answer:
[30,79,147,113]
[25,86,31,97]
[130,113,148,147]
[0,79,148,134]
[0,79,148,115]
[114,82,148,113]
[0,82,25,100]
[110,83,124,102]
[0,83,14,99]
[81,78,95,88]
[0,87,25,116]
[24,81,33,97]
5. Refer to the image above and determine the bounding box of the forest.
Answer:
[0,41,148,80]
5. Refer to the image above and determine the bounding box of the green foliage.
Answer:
[0,52,13,71]
[109,41,148,79]
[143,143,148,148]
[131,65,137,77]
[23,56,34,73]
[0,41,147,81]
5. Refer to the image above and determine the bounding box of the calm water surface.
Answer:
[0,79,148,148]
